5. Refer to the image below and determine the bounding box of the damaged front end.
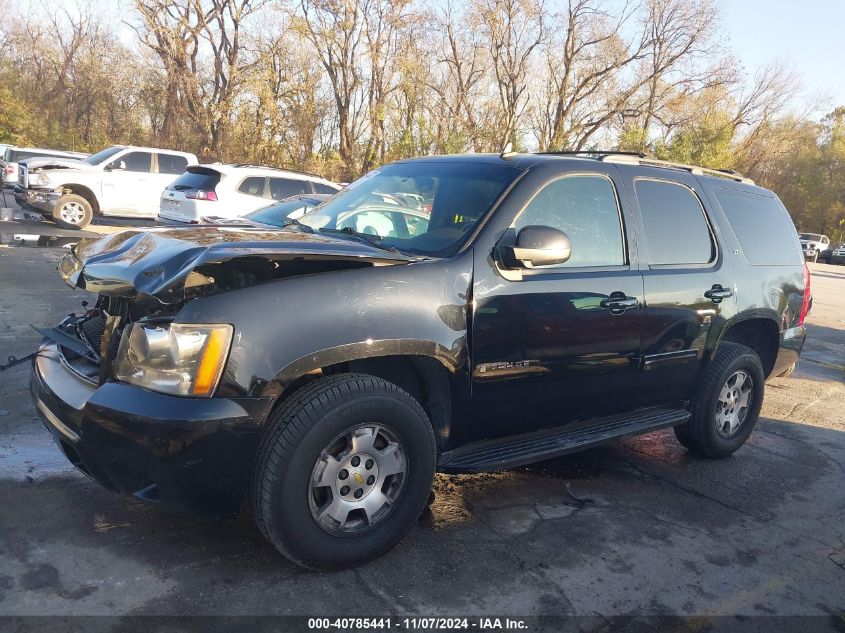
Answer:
[57,226,413,306]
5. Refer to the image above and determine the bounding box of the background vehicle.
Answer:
[32,152,809,570]
[799,232,831,262]
[158,164,340,224]
[830,243,845,265]
[21,145,198,229]
[201,194,331,227]
[2,146,89,188]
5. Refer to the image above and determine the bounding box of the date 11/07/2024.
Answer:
[307,617,528,630]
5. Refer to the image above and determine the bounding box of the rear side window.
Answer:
[314,182,339,194]
[170,168,221,191]
[158,153,188,175]
[513,174,625,268]
[269,177,310,200]
[635,179,715,266]
[238,177,266,197]
[713,187,802,265]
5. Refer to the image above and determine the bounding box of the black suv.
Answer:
[31,152,810,570]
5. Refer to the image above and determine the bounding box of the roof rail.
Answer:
[230,163,327,180]
[599,154,754,185]
[537,150,647,158]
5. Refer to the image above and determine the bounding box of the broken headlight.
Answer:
[114,323,233,397]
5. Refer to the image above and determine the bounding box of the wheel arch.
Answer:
[263,339,462,450]
[59,184,100,215]
[715,314,781,378]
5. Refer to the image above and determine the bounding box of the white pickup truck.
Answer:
[20,145,198,229]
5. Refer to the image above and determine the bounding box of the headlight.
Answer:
[114,323,233,397]
[28,172,48,186]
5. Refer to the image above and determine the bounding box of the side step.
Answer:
[438,407,690,473]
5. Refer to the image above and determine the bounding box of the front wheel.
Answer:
[251,374,436,570]
[53,194,93,230]
[674,342,764,458]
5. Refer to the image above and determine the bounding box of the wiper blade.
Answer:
[318,227,399,253]
[281,218,314,233]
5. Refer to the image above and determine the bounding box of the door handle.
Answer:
[600,291,639,315]
[704,284,733,304]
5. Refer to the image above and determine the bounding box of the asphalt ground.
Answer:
[0,198,843,630]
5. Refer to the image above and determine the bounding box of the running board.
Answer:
[439,407,690,473]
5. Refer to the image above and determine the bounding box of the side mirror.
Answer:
[500,225,572,269]
[106,160,126,171]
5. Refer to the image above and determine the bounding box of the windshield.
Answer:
[799,233,823,241]
[298,161,522,256]
[245,196,328,228]
[85,146,124,166]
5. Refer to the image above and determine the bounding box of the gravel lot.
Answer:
[0,213,843,627]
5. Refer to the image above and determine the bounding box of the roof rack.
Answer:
[599,154,754,185]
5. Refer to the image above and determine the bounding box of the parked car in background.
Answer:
[32,152,809,570]
[2,146,89,189]
[157,164,341,225]
[20,145,197,229]
[202,193,331,227]
[830,243,845,265]
[799,233,831,262]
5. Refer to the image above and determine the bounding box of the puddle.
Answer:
[0,232,78,248]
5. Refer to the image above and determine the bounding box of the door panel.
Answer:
[468,168,645,443]
[618,166,737,404]
[101,151,154,215]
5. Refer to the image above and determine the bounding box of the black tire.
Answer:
[675,342,764,458]
[250,373,436,570]
[53,193,93,230]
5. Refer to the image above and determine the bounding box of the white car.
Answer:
[798,232,831,262]
[3,146,89,188]
[158,164,341,224]
[22,145,198,229]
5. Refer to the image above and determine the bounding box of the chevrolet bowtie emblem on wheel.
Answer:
[352,472,365,485]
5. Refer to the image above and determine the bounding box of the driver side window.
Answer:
[513,174,625,268]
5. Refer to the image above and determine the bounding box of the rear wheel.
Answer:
[251,373,436,570]
[53,194,93,230]
[674,343,764,458]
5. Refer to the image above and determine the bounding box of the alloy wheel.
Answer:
[715,370,753,438]
[59,202,86,224]
[308,424,407,535]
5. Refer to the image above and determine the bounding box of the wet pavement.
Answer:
[0,223,843,624]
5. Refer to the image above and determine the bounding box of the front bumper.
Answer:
[14,186,51,211]
[31,340,273,519]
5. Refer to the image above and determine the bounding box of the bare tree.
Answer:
[472,0,546,151]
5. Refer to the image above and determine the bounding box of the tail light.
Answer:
[5,165,13,174]
[798,263,811,325]
[185,189,217,201]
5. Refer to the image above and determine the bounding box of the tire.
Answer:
[53,193,93,230]
[250,373,436,570]
[674,342,764,458]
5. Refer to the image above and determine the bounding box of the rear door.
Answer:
[153,153,190,209]
[617,166,737,404]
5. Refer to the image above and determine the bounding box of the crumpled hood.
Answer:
[58,226,413,304]
[24,157,93,172]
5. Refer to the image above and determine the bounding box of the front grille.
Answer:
[79,314,106,356]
